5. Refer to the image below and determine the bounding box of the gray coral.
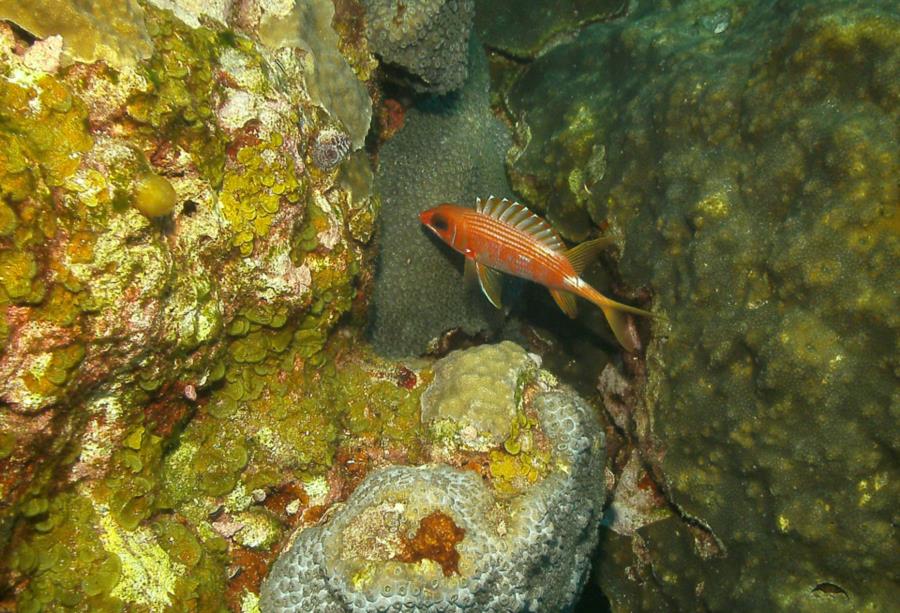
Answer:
[369,36,513,357]
[260,342,605,612]
[363,0,474,94]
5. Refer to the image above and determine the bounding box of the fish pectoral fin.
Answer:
[549,289,578,318]
[464,257,477,288]
[475,262,504,309]
[565,237,616,275]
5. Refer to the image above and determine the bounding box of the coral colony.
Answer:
[0,0,895,611]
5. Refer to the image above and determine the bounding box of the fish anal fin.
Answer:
[600,303,641,353]
[578,284,653,352]
[549,289,578,318]
[475,261,504,309]
[565,237,616,275]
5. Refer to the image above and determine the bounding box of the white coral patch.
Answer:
[219,89,258,131]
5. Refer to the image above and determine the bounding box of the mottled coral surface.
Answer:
[0,1,378,609]
[498,0,898,609]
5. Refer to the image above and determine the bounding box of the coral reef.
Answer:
[0,0,152,70]
[363,0,474,94]
[421,341,536,451]
[497,0,899,608]
[258,0,374,148]
[0,0,379,609]
[261,342,605,612]
[311,128,352,171]
[474,0,625,59]
[369,35,513,357]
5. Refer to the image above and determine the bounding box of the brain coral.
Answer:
[260,342,606,612]
[363,0,474,93]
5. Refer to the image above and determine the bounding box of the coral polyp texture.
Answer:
[369,36,513,357]
[261,342,605,612]
[363,0,474,94]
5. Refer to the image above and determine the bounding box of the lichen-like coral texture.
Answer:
[496,0,898,609]
[261,342,606,612]
[0,0,379,609]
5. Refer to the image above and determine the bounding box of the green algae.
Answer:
[221,136,304,256]
[131,172,177,217]
[0,5,376,610]
[0,0,152,70]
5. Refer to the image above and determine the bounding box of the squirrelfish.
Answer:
[419,197,653,352]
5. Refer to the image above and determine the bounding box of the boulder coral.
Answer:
[363,0,474,94]
[369,36,513,357]
[496,0,898,608]
[261,342,606,612]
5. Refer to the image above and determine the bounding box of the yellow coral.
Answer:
[97,508,185,609]
[0,0,152,70]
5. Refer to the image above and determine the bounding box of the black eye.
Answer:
[431,214,449,231]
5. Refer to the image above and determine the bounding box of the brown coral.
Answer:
[395,510,466,576]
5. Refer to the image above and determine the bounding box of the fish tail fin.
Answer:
[581,285,653,352]
[565,236,616,275]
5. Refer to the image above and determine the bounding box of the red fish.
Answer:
[419,196,653,352]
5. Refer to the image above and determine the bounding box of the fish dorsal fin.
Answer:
[475,261,503,308]
[549,289,578,318]
[479,196,566,252]
[565,236,615,275]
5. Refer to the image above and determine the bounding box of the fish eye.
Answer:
[431,214,449,231]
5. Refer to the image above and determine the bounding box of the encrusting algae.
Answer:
[0,0,382,609]
[4,0,894,611]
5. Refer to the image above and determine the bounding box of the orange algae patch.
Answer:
[225,546,273,612]
[395,511,465,576]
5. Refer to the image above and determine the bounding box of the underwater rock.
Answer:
[0,2,376,607]
[363,0,474,94]
[501,0,899,609]
[369,35,513,357]
[0,0,153,70]
[474,0,626,59]
[261,342,606,612]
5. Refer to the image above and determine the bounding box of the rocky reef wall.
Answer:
[0,0,896,611]
[491,0,898,609]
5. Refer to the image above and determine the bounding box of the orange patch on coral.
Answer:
[395,511,465,576]
[264,481,308,520]
[225,546,273,611]
[379,99,406,141]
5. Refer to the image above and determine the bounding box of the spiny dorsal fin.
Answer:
[549,289,578,318]
[475,261,503,308]
[565,236,616,275]
[478,196,566,252]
